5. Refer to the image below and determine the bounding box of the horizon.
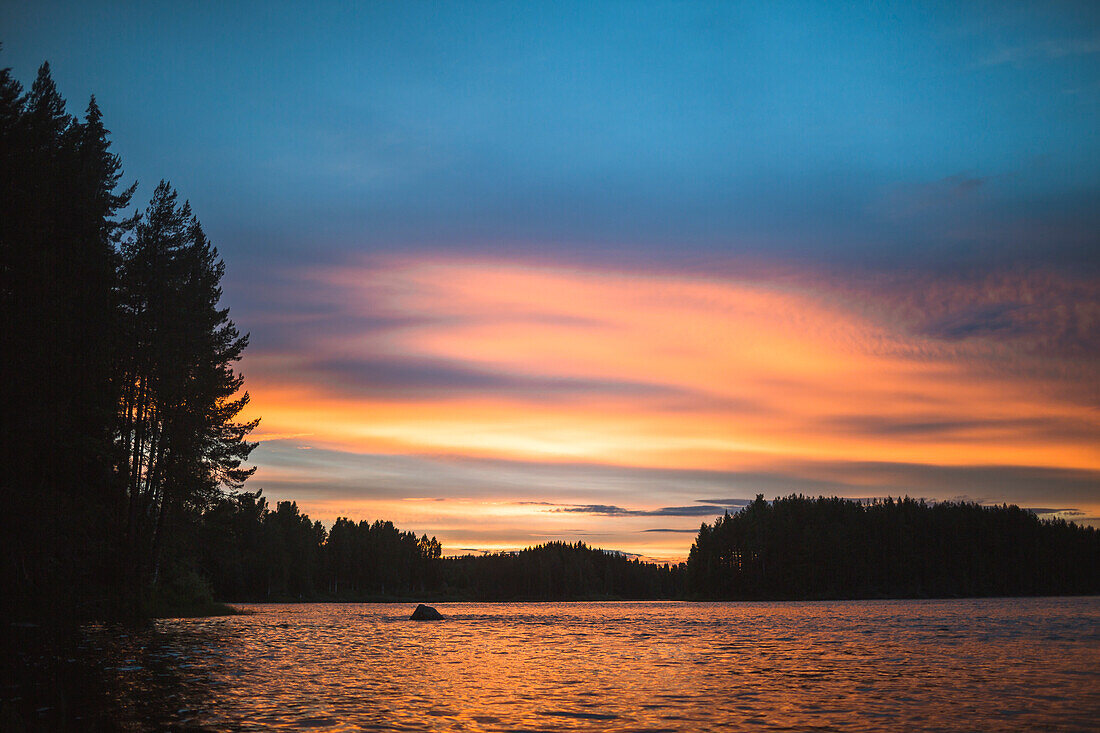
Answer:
[4,0,1098,562]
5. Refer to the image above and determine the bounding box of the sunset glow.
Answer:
[239,257,1100,560]
[10,0,1095,562]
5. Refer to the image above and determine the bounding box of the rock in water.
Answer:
[410,604,444,620]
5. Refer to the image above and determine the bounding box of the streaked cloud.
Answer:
[242,256,1098,468]
[298,355,688,401]
[919,303,1028,341]
[234,254,1099,559]
[548,504,741,518]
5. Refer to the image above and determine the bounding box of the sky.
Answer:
[4,0,1099,560]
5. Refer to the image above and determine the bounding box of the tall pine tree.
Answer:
[117,182,257,611]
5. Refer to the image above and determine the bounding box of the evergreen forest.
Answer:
[687,495,1099,600]
[191,490,682,603]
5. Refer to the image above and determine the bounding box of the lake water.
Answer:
[81,598,1099,731]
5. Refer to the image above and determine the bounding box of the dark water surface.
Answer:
[82,598,1099,731]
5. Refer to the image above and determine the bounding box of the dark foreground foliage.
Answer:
[688,495,1100,600]
[2,57,255,631]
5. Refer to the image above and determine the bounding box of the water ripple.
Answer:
[79,597,1100,732]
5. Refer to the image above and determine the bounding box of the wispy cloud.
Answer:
[918,303,1027,341]
[549,504,734,517]
[1024,507,1083,516]
[981,36,1100,66]
[299,355,690,401]
[694,498,753,507]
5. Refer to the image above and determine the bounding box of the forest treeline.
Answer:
[688,495,1099,599]
[184,490,681,603]
[2,60,256,625]
[181,490,1095,604]
[2,60,1097,628]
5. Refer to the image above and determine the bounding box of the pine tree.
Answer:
[117,182,257,610]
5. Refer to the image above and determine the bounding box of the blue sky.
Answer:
[6,1,1098,267]
[4,1,1098,558]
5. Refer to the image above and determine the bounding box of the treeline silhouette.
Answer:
[194,491,441,602]
[2,59,256,626]
[688,495,1100,599]
[179,489,1097,603]
[176,490,680,602]
[443,542,683,600]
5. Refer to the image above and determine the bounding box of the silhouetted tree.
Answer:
[115,182,257,613]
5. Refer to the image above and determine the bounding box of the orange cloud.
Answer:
[237,256,1100,558]
[244,258,1097,467]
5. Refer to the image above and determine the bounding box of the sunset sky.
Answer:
[5,1,1098,560]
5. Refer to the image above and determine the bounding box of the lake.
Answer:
[79,598,1099,731]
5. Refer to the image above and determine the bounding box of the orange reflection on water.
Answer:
[86,599,1100,731]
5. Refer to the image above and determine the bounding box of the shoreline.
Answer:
[156,591,1100,619]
